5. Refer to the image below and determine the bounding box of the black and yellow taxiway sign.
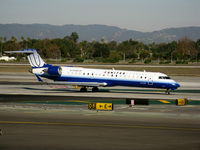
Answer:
[88,103,96,110]
[88,103,113,111]
[176,98,188,106]
[96,103,113,111]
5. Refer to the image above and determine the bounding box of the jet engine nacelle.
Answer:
[47,66,62,76]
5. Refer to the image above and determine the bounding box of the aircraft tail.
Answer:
[5,49,46,67]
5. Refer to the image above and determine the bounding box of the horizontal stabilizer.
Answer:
[5,50,34,54]
[5,49,46,67]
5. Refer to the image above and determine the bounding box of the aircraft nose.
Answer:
[176,83,180,88]
[172,82,180,89]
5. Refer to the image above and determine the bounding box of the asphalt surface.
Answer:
[0,75,200,100]
[0,72,200,150]
[1,72,199,103]
[0,104,200,150]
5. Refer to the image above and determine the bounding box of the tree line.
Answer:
[0,32,200,64]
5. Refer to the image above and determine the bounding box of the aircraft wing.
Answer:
[46,81,108,87]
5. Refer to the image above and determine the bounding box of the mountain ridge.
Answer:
[0,24,200,43]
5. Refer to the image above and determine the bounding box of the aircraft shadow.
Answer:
[23,87,171,95]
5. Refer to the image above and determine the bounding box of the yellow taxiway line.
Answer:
[159,100,171,103]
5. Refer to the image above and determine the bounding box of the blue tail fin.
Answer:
[5,49,46,67]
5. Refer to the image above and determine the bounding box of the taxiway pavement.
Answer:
[0,104,200,150]
[0,72,200,150]
[0,73,200,100]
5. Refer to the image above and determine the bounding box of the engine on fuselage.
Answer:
[47,66,62,76]
[31,66,62,76]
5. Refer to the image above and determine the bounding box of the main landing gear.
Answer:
[80,87,87,92]
[92,87,99,92]
[165,89,171,95]
[80,87,99,92]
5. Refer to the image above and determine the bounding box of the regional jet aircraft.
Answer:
[6,49,180,94]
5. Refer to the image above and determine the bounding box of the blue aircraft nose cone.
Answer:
[170,82,180,90]
[176,83,181,88]
[173,82,180,89]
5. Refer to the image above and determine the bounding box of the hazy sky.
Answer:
[0,0,200,31]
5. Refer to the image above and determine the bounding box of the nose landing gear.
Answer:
[165,89,171,95]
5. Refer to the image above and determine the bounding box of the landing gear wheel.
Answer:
[165,89,171,95]
[80,87,87,92]
[92,87,99,92]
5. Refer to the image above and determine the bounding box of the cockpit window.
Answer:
[159,76,171,79]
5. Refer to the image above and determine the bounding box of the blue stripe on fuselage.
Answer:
[40,74,180,90]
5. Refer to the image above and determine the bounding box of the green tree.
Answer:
[0,37,3,56]
[196,39,200,61]
[64,32,79,43]
[105,50,121,63]
[70,32,79,43]
[139,50,150,62]
[19,36,28,49]
[176,37,197,61]
[62,33,80,58]
[3,36,21,51]
[118,41,130,62]
[92,42,110,59]
[79,41,93,59]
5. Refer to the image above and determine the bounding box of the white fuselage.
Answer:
[33,66,180,90]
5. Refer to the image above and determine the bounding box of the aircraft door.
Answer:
[148,77,153,85]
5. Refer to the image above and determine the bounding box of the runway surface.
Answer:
[0,72,200,100]
[0,104,200,150]
[0,72,200,150]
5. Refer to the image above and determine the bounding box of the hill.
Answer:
[0,24,200,43]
